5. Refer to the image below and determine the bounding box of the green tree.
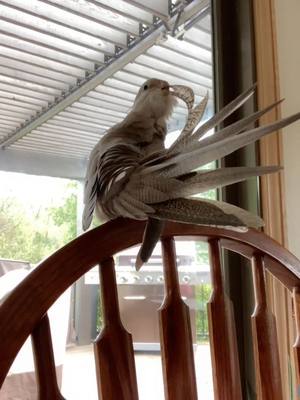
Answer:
[0,182,78,264]
[196,283,212,342]
[48,182,78,243]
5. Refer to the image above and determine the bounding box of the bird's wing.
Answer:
[187,84,257,144]
[83,142,155,229]
[122,164,281,207]
[82,145,101,231]
[184,99,284,154]
[140,111,300,178]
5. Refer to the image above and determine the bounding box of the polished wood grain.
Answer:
[251,254,283,399]
[251,7,291,391]
[207,239,243,400]
[31,314,65,400]
[253,0,286,245]
[158,237,197,400]
[293,287,300,393]
[222,239,300,291]
[94,257,139,400]
[0,219,300,395]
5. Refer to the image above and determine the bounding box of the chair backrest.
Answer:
[0,218,299,400]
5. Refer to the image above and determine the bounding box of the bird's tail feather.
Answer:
[135,218,165,271]
[153,198,264,229]
[171,166,282,198]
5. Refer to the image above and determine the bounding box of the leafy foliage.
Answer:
[0,182,78,264]
[195,283,212,342]
[49,182,78,244]
[196,241,210,265]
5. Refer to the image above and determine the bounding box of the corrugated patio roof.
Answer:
[0,0,213,179]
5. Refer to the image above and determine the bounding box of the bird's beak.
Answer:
[168,86,176,95]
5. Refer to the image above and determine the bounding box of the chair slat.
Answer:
[31,313,65,400]
[251,254,283,399]
[293,287,300,392]
[94,257,139,400]
[159,237,198,400]
[207,239,243,400]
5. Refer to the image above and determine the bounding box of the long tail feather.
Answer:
[153,198,264,229]
[171,166,281,197]
[135,218,165,270]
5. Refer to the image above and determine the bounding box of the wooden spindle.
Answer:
[31,313,65,400]
[207,239,242,400]
[159,237,198,400]
[251,254,283,399]
[94,257,139,400]
[292,287,300,395]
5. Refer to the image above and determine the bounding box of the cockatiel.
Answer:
[82,79,300,270]
[82,78,177,226]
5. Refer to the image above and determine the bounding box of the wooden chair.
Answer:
[0,218,299,400]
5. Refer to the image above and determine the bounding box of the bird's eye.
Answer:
[143,84,148,90]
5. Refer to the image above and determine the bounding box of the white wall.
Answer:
[274,0,300,258]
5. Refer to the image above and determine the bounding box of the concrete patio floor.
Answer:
[61,344,214,399]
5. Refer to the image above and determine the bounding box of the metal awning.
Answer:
[0,0,213,179]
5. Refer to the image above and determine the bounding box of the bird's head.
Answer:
[133,78,177,121]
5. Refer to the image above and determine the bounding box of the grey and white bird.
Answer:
[82,78,300,269]
[82,78,177,227]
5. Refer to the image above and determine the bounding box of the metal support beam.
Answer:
[0,0,209,149]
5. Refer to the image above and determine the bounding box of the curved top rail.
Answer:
[0,218,300,386]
